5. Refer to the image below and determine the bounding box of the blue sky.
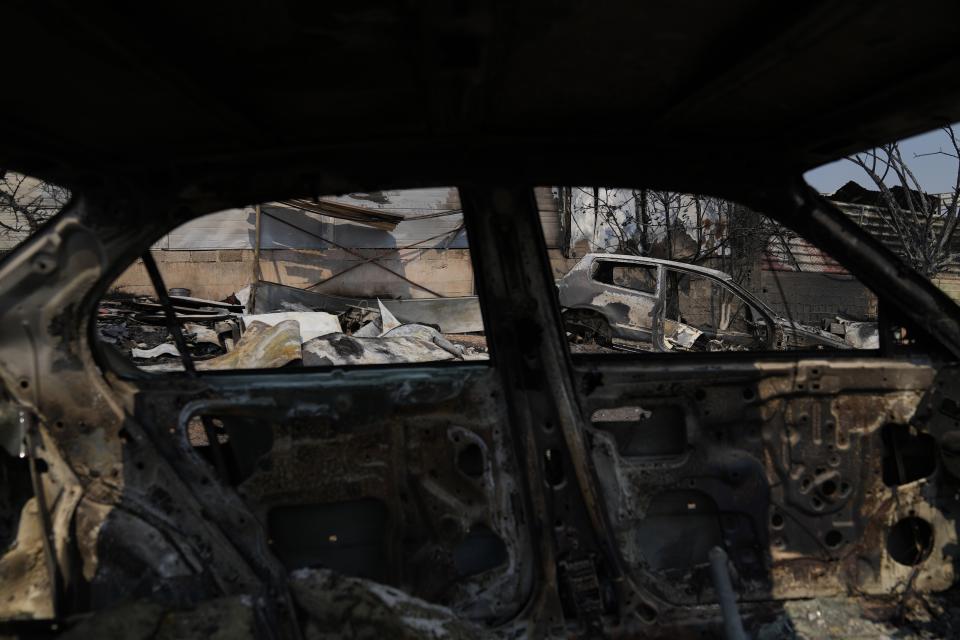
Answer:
[804,124,959,195]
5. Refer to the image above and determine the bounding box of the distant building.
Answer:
[828,180,960,301]
[108,187,572,300]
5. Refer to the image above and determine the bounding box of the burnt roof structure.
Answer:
[831,180,942,210]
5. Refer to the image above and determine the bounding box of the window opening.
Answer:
[547,187,879,354]
[805,123,960,297]
[592,262,657,294]
[97,188,491,372]
[0,171,70,258]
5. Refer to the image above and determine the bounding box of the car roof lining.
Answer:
[0,2,958,201]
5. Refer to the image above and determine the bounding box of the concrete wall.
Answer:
[756,271,878,325]
[933,272,960,302]
[112,248,579,301]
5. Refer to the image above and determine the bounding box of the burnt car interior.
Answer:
[662,269,765,350]
[3,3,960,639]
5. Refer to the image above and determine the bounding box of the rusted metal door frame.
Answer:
[461,186,656,635]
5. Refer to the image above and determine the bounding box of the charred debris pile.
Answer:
[97,290,488,370]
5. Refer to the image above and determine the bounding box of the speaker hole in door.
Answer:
[636,602,657,623]
[544,449,565,487]
[820,479,837,497]
[824,530,843,549]
[887,517,934,566]
[457,443,484,478]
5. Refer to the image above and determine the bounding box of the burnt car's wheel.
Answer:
[563,309,613,346]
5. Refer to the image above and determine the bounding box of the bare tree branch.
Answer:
[845,126,960,277]
[0,171,71,245]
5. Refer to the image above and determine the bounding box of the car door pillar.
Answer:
[460,186,661,632]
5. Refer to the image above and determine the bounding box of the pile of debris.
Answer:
[821,315,879,349]
[97,290,488,371]
[97,293,244,364]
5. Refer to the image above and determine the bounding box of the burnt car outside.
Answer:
[558,253,859,352]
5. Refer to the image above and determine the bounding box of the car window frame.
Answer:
[611,263,658,295]
[591,257,661,300]
[90,187,497,379]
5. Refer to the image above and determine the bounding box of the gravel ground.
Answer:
[754,590,960,639]
[444,334,487,350]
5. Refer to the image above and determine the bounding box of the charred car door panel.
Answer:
[577,356,955,611]
[134,365,535,624]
